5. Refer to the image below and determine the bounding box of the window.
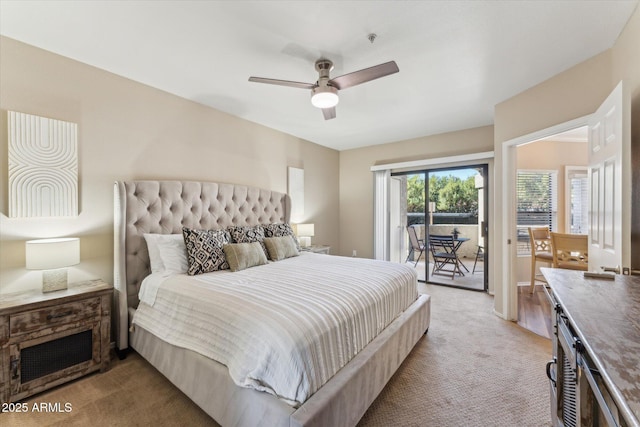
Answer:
[516,170,557,255]
[566,167,588,234]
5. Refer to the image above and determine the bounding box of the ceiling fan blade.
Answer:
[248,76,315,90]
[322,106,336,120]
[329,61,399,90]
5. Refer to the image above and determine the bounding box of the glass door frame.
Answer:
[392,163,489,292]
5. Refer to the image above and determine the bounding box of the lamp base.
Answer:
[42,269,68,293]
[299,236,311,248]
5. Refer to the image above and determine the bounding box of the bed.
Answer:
[113,180,430,427]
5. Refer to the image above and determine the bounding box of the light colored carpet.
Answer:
[3,284,551,427]
[358,283,552,427]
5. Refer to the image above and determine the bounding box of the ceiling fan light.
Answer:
[311,86,339,109]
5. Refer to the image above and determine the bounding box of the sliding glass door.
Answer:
[392,164,488,291]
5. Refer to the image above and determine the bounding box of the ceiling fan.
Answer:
[248,59,399,120]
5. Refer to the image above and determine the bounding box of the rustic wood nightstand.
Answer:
[0,279,112,404]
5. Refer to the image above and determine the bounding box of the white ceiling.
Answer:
[1,1,637,151]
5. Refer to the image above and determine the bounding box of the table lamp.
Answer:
[26,237,80,292]
[296,224,315,248]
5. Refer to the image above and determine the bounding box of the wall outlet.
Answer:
[352,250,357,257]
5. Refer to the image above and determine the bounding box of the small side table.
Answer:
[0,279,113,403]
[301,245,331,255]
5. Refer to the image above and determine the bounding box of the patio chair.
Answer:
[429,234,464,279]
[406,225,425,267]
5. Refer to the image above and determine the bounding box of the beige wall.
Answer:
[493,4,640,318]
[338,125,494,259]
[0,37,340,294]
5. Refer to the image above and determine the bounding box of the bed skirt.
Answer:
[130,293,431,427]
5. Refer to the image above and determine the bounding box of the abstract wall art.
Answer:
[8,111,78,218]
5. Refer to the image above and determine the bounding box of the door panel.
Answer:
[603,159,616,250]
[590,167,600,246]
[588,82,623,270]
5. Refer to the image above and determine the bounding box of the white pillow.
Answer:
[157,236,188,274]
[143,233,166,273]
[143,234,186,274]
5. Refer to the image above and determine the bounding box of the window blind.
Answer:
[516,171,557,255]
[568,172,588,234]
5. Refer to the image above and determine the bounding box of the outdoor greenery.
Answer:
[407,174,479,213]
[407,175,426,213]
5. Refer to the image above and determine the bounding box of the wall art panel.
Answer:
[8,111,78,218]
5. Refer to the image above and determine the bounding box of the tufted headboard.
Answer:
[113,180,291,351]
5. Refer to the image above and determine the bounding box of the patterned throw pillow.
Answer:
[262,223,300,251]
[182,227,230,275]
[228,225,268,257]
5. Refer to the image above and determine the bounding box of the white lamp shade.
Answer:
[296,224,315,237]
[26,238,80,270]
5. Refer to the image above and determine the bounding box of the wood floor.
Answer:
[517,283,553,339]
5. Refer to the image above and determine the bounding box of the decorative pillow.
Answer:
[262,222,300,251]
[143,233,185,274]
[228,225,268,257]
[223,242,268,272]
[264,235,299,261]
[182,227,230,275]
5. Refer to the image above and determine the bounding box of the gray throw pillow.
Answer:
[223,242,268,272]
[264,235,299,261]
[228,225,268,258]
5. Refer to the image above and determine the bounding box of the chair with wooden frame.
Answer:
[528,226,553,293]
[406,225,425,267]
[550,232,588,271]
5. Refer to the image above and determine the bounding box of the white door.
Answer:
[588,82,625,271]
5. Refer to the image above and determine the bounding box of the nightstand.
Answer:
[0,279,112,404]
[301,245,331,255]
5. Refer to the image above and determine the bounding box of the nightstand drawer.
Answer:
[9,297,101,336]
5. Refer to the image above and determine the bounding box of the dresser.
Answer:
[542,268,640,427]
[0,279,112,403]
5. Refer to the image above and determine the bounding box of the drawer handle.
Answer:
[47,310,73,321]
[546,358,557,387]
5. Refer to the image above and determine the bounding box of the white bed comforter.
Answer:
[132,252,418,406]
